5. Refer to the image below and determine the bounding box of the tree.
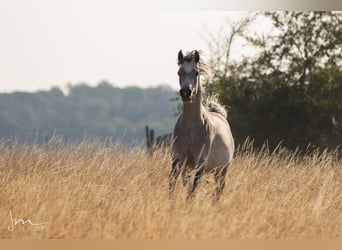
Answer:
[204,11,342,150]
[203,14,256,95]
[254,11,342,90]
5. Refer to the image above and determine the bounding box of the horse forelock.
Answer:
[178,50,208,75]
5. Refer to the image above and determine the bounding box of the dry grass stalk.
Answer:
[0,139,341,239]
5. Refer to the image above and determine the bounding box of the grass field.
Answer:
[0,138,341,239]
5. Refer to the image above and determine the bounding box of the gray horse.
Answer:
[169,50,234,202]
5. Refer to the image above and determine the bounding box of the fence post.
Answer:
[145,126,150,149]
[145,126,155,155]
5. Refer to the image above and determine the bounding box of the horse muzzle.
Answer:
[180,87,192,102]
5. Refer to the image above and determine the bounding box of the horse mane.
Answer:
[204,95,228,119]
[179,50,209,75]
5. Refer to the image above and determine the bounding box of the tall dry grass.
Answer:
[0,138,341,239]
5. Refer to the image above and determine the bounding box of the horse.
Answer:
[169,50,234,202]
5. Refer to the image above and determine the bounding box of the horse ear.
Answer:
[194,50,200,63]
[178,50,183,65]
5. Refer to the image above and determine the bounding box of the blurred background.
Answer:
[0,1,341,149]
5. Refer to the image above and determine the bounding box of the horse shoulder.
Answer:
[209,113,235,160]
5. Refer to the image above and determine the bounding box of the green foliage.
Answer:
[204,11,342,150]
[0,82,177,144]
[169,94,182,116]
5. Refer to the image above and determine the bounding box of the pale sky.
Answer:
[0,0,272,93]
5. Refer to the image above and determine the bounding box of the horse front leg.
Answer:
[181,165,190,187]
[169,157,182,200]
[187,158,206,201]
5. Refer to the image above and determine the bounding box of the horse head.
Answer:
[177,50,200,102]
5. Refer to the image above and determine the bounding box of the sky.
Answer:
[0,0,273,93]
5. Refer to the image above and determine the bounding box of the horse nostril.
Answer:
[180,88,191,99]
[180,88,192,102]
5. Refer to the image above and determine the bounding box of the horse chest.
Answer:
[174,116,210,162]
[178,128,207,155]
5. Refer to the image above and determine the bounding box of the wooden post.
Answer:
[150,129,154,148]
[145,126,151,149]
[145,126,155,156]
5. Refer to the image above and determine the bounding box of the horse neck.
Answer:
[182,77,204,122]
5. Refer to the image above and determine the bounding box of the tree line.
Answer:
[0,82,177,144]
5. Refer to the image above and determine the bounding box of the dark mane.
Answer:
[179,50,209,75]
